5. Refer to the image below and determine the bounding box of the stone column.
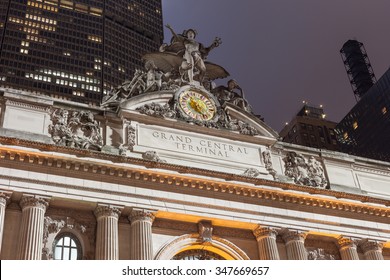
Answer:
[253,226,280,260]
[128,209,155,260]
[0,192,11,255]
[17,195,49,260]
[94,205,122,260]
[280,229,307,260]
[337,237,359,260]
[359,239,384,260]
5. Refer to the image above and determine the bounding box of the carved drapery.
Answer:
[94,205,122,260]
[128,209,155,260]
[17,196,49,260]
[280,229,307,260]
[253,226,280,260]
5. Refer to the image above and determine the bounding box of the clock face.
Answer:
[178,90,216,121]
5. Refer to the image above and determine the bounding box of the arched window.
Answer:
[53,233,82,260]
[172,249,225,260]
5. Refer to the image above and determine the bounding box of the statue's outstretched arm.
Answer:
[165,24,179,40]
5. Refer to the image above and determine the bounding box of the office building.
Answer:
[0,0,163,105]
[336,67,390,162]
[279,104,339,151]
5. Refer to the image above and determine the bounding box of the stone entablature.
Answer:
[2,87,390,200]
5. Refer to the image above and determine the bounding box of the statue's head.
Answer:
[183,29,197,39]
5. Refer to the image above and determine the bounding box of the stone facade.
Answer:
[0,85,389,260]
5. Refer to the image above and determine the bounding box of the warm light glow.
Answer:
[175,245,234,260]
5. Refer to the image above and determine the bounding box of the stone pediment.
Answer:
[115,87,278,141]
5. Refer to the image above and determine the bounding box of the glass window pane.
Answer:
[54,247,62,260]
[64,236,70,246]
[58,237,64,246]
[71,239,76,247]
[63,247,70,260]
[70,248,78,260]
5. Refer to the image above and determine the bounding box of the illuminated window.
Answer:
[53,233,81,260]
[343,132,349,140]
[382,107,387,114]
[88,35,102,43]
[353,121,358,130]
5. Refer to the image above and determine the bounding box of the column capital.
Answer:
[0,192,12,205]
[359,239,383,253]
[253,226,278,239]
[337,236,357,250]
[280,228,307,243]
[128,209,155,224]
[19,195,49,211]
[94,204,122,219]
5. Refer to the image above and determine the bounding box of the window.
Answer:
[53,233,81,260]
[172,249,225,260]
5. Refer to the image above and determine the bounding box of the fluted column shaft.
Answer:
[337,237,359,260]
[360,240,384,260]
[17,196,49,260]
[0,192,11,255]
[94,205,122,260]
[128,210,155,260]
[281,229,307,260]
[253,226,280,260]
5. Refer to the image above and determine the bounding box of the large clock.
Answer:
[177,88,217,121]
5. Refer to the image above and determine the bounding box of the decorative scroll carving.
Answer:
[307,248,335,260]
[20,196,49,211]
[283,152,327,188]
[127,124,136,150]
[337,237,357,249]
[359,239,384,253]
[253,226,278,239]
[262,150,277,179]
[198,220,213,243]
[94,205,122,219]
[48,109,103,151]
[242,168,261,177]
[280,228,307,243]
[142,151,167,163]
[129,210,156,223]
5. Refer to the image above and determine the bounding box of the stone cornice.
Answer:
[0,136,389,208]
[1,139,390,222]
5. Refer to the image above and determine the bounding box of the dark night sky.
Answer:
[162,0,390,132]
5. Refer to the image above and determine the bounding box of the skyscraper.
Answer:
[279,104,339,151]
[335,67,390,162]
[0,0,163,105]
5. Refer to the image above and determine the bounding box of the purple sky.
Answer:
[162,0,390,132]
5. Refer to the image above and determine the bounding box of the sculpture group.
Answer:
[102,24,252,113]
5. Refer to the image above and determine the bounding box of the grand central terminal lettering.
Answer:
[152,131,249,158]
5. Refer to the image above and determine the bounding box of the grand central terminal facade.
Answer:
[0,27,389,260]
